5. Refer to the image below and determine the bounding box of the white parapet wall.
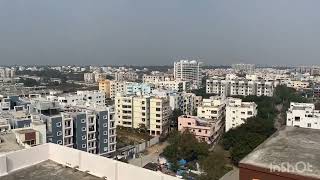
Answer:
[0,143,179,180]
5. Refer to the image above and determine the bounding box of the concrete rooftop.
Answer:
[1,160,101,180]
[0,133,24,154]
[240,126,320,179]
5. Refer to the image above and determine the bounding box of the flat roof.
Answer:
[240,126,320,179]
[1,160,101,180]
[15,129,37,134]
[0,133,24,154]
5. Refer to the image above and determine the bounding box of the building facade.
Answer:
[225,98,257,132]
[174,60,202,88]
[286,102,320,129]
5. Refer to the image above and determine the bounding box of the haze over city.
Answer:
[1,0,320,66]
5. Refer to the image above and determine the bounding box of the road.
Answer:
[128,142,168,167]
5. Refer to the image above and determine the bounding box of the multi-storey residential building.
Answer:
[197,96,226,121]
[0,96,11,111]
[286,102,320,129]
[115,95,171,136]
[178,115,224,145]
[99,80,152,99]
[115,96,133,128]
[256,81,274,96]
[232,63,255,74]
[149,97,171,136]
[206,79,230,96]
[225,98,257,132]
[84,73,95,83]
[55,91,106,108]
[114,71,139,82]
[30,99,116,156]
[174,60,202,88]
[284,80,310,90]
[206,77,274,97]
[153,80,190,92]
[125,82,153,95]
[181,93,202,116]
[229,80,256,96]
[142,73,174,83]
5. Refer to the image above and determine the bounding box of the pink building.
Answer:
[178,115,223,144]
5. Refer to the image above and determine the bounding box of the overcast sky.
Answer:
[0,0,319,66]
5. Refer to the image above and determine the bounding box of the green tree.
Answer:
[169,109,183,129]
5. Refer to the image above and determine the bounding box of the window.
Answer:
[307,123,311,128]
[142,101,145,105]
[82,127,86,131]
[103,115,108,119]
[82,135,86,140]
[198,129,202,133]
[82,144,86,148]
[156,102,161,106]
[103,131,108,135]
[295,116,300,121]
[56,122,61,127]
[142,118,146,122]
[156,120,160,123]
[81,119,86,123]
[241,112,245,115]
[104,139,108,143]
[57,131,62,136]
[156,125,161,129]
[156,114,161,117]
[57,140,62,145]
[248,111,253,115]
[142,112,145,116]
[104,147,108,152]
[156,108,161,111]
[188,122,191,125]
[142,107,145,110]
[103,123,108,127]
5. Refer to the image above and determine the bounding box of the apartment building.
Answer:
[153,80,190,92]
[256,81,274,96]
[181,93,202,116]
[197,96,226,121]
[174,60,202,88]
[232,63,255,74]
[30,99,116,155]
[225,98,257,132]
[142,73,174,83]
[229,80,256,96]
[114,71,138,82]
[115,95,171,136]
[285,80,310,90]
[0,96,11,111]
[55,90,106,108]
[115,96,133,128]
[206,77,274,97]
[286,102,320,129]
[84,73,95,83]
[178,115,223,145]
[99,80,152,99]
[206,79,230,96]
[125,82,153,95]
[149,97,171,136]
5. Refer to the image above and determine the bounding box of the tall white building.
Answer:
[174,60,202,88]
[286,102,320,129]
[225,98,257,132]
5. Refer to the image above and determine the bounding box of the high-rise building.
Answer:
[232,63,255,74]
[286,102,320,129]
[174,60,202,88]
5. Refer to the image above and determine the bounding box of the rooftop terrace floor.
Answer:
[1,160,101,180]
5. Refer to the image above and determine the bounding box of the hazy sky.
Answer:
[0,0,320,66]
